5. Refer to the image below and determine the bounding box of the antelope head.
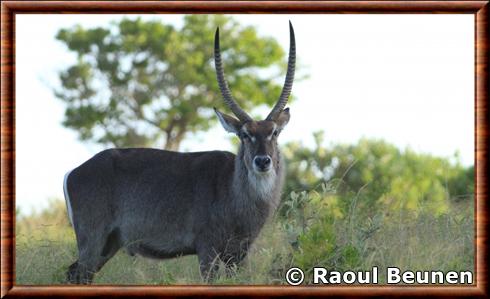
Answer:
[214,22,295,176]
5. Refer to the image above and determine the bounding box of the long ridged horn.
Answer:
[266,21,296,121]
[214,28,252,123]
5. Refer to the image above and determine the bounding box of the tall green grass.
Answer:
[16,196,473,285]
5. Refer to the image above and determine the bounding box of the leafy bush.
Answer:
[282,133,474,217]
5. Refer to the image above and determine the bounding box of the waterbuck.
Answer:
[64,22,296,284]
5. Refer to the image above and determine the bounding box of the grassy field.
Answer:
[16,197,474,285]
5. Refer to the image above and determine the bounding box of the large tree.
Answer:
[54,15,293,150]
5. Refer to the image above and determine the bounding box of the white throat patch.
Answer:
[248,170,276,200]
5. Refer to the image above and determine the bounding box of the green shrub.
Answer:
[283,133,474,218]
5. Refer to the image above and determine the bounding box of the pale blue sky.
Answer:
[16,14,474,215]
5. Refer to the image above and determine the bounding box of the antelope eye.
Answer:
[241,133,250,140]
[273,130,279,137]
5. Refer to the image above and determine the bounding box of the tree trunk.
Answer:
[163,130,185,151]
[164,138,180,151]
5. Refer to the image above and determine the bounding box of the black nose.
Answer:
[254,155,272,170]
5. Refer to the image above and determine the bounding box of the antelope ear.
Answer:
[214,108,241,133]
[275,108,290,130]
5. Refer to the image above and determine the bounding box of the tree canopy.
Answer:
[55,15,292,150]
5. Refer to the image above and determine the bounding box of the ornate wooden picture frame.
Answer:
[1,1,487,297]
